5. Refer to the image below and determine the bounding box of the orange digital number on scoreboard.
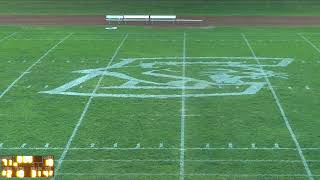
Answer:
[1,156,54,178]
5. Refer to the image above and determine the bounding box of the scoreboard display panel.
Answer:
[1,156,54,178]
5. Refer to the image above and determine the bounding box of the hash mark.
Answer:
[274,143,280,149]
[228,143,233,149]
[159,143,164,148]
[205,144,210,149]
[113,143,118,148]
[45,143,49,148]
[135,143,141,149]
[90,143,95,148]
[251,143,256,149]
[21,143,27,148]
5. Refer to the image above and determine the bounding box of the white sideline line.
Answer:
[0,33,72,99]
[124,56,291,60]
[186,173,318,177]
[2,146,320,150]
[59,173,179,176]
[54,34,128,176]
[0,32,16,43]
[57,173,320,177]
[298,33,320,53]
[179,32,186,180]
[59,159,310,163]
[242,33,314,180]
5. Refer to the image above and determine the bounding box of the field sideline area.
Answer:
[1,0,320,16]
[0,26,319,179]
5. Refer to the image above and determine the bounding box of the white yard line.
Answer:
[179,32,186,180]
[0,32,17,43]
[0,33,72,99]
[298,33,320,53]
[54,34,128,176]
[242,33,314,180]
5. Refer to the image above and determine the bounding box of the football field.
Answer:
[0,26,320,179]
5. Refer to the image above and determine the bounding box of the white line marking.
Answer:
[59,173,179,176]
[20,143,27,148]
[242,33,314,180]
[0,32,16,43]
[179,32,186,180]
[298,34,320,53]
[57,173,320,177]
[58,159,311,163]
[185,173,318,177]
[2,146,320,150]
[0,143,3,148]
[0,33,72,99]
[124,56,291,61]
[54,34,128,176]
[44,143,49,148]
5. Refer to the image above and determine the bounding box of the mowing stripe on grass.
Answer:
[0,32,16,43]
[242,33,314,180]
[298,34,320,53]
[180,32,186,180]
[54,34,129,176]
[0,33,72,99]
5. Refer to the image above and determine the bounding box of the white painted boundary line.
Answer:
[242,33,314,180]
[2,146,320,151]
[124,56,291,60]
[54,34,129,176]
[0,33,73,99]
[59,159,318,163]
[298,33,320,53]
[57,173,320,177]
[179,32,186,180]
[59,173,179,176]
[0,32,16,43]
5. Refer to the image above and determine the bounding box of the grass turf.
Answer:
[0,25,319,179]
[1,0,320,16]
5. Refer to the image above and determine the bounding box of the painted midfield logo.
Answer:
[40,57,293,98]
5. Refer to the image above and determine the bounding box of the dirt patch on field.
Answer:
[1,15,320,26]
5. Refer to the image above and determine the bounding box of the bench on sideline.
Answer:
[106,15,177,24]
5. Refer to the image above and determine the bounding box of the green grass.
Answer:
[1,0,320,16]
[0,25,320,179]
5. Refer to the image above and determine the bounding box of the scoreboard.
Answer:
[1,156,54,178]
